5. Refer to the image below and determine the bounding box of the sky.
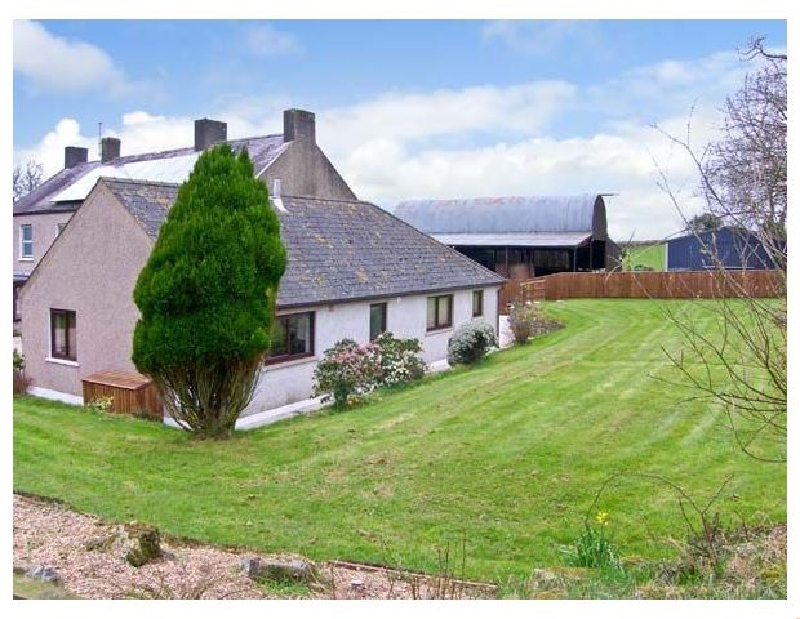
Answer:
[11,18,788,240]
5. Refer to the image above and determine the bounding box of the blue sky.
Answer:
[12,18,787,239]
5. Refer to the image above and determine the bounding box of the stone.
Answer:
[261,558,315,583]
[350,578,364,592]
[240,555,262,578]
[125,527,163,567]
[25,565,60,584]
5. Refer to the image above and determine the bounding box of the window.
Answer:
[426,294,453,331]
[268,312,315,364]
[472,290,484,317]
[369,303,387,341]
[50,309,77,361]
[20,224,33,259]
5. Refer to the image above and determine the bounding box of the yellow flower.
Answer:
[595,511,609,526]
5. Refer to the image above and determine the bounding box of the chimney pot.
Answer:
[100,137,121,163]
[65,146,89,169]
[283,109,315,144]
[194,118,228,151]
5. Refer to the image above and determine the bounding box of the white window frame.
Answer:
[20,224,33,260]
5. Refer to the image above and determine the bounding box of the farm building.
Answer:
[394,194,619,278]
[666,227,781,271]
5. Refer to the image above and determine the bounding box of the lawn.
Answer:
[13,300,785,585]
[623,243,666,271]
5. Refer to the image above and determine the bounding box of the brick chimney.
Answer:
[64,146,89,169]
[194,119,227,151]
[100,137,121,163]
[283,109,315,144]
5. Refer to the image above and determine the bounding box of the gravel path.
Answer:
[13,494,495,600]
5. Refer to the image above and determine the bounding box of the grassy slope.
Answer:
[13,300,785,583]
[624,244,666,271]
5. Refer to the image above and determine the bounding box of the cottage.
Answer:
[666,227,782,271]
[12,109,355,327]
[394,194,619,278]
[19,116,504,414]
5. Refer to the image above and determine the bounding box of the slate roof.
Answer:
[13,135,287,215]
[104,179,180,239]
[102,179,505,308]
[394,195,602,236]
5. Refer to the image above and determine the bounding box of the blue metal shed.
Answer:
[666,227,778,271]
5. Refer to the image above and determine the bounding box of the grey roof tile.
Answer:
[102,180,505,309]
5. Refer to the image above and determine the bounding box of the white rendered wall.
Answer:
[243,285,500,416]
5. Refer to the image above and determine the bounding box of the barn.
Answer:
[666,227,780,271]
[394,194,617,278]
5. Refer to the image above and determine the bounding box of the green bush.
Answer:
[13,348,25,373]
[313,334,426,408]
[313,339,383,408]
[86,395,114,414]
[446,319,497,366]
[13,348,30,396]
[374,332,425,385]
[509,302,563,344]
[132,144,286,439]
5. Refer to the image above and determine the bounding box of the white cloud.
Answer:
[482,20,606,58]
[243,23,302,56]
[16,48,751,240]
[317,81,576,147]
[13,20,133,95]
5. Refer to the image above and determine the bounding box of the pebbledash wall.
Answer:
[20,184,154,405]
[246,287,500,415]
[13,211,75,277]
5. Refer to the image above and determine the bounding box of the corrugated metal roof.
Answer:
[394,195,600,234]
[432,232,591,247]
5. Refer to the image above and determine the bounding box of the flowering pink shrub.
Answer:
[313,339,383,408]
[313,334,425,408]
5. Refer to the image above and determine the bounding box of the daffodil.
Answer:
[595,511,609,526]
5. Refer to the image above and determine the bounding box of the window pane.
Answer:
[22,225,32,241]
[437,296,451,326]
[473,290,483,317]
[270,318,288,356]
[67,313,76,359]
[426,298,436,329]
[288,314,312,355]
[51,310,76,359]
[52,313,67,356]
[370,303,386,340]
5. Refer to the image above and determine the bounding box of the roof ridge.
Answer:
[74,133,286,168]
[397,194,597,203]
[281,193,379,205]
[99,177,183,188]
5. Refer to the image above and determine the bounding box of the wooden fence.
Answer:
[499,270,783,311]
